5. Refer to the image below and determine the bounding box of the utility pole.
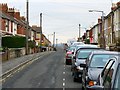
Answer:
[78,24,81,42]
[26,0,29,55]
[40,13,42,52]
[53,32,55,48]
[56,39,58,47]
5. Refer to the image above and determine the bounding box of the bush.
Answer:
[2,36,26,48]
[85,39,90,44]
[28,40,36,48]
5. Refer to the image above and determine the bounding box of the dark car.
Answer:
[71,48,104,82]
[80,51,119,89]
[88,55,120,90]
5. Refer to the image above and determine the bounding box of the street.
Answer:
[2,49,81,89]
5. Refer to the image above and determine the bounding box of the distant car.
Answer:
[71,42,84,46]
[65,46,76,65]
[80,51,119,90]
[71,48,104,82]
[88,55,120,90]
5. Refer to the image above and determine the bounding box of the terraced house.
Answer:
[82,1,120,50]
[0,3,51,60]
[104,2,120,49]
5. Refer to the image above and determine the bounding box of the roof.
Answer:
[32,26,41,33]
[0,11,26,26]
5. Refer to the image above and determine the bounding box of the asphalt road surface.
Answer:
[2,49,81,89]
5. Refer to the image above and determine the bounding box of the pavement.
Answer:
[2,51,54,75]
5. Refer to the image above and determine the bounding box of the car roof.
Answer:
[76,44,98,47]
[72,42,84,44]
[91,50,120,55]
[77,47,103,51]
[71,42,84,45]
[112,55,120,63]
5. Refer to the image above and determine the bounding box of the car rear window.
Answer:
[90,54,115,68]
[77,49,94,59]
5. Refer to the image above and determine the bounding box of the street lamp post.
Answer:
[78,24,81,42]
[89,10,105,49]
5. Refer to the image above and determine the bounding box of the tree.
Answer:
[85,39,90,44]
[28,40,36,49]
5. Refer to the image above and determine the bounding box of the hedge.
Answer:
[2,36,26,48]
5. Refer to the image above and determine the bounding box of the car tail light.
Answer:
[89,81,94,86]
[67,51,72,54]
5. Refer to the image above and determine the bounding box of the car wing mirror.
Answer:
[72,52,74,54]
[73,56,76,59]
[80,64,86,68]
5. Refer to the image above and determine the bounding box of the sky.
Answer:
[1,0,120,44]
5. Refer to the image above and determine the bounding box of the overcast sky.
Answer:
[1,0,120,43]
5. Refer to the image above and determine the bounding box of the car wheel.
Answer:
[66,60,68,65]
[73,77,77,82]
[82,86,84,90]
[78,77,82,83]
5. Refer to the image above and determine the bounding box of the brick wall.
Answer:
[14,12,20,20]
[1,19,5,31]
[17,25,26,35]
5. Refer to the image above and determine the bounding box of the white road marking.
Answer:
[63,82,65,86]
[38,82,41,85]
[63,78,65,81]
[63,72,65,74]
[52,77,55,84]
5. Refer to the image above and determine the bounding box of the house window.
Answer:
[5,20,9,32]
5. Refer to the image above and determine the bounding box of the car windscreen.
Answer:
[114,64,120,89]
[68,46,76,51]
[90,54,115,68]
[76,49,93,59]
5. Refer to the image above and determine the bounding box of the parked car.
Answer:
[65,46,76,65]
[87,55,120,90]
[71,44,98,67]
[80,51,119,89]
[71,41,84,46]
[71,48,104,82]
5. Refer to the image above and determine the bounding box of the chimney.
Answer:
[20,16,26,21]
[117,1,120,7]
[98,18,102,24]
[111,3,117,11]
[8,8,15,17]
[14,11,20,20]
[111,7,117,11]
[0,3,8,13]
